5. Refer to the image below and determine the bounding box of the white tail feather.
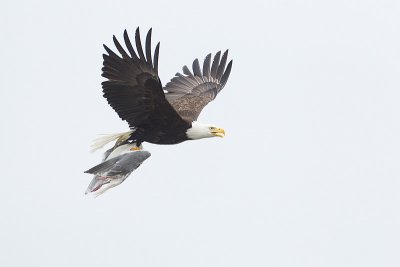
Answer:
[90,130,134,153]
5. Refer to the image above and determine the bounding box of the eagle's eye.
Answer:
[209,127,215,130]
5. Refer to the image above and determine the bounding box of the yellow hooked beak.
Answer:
[211,128,225,138]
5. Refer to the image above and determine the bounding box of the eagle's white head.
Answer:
[186,121,225,140]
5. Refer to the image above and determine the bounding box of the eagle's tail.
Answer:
[90,130,134,153]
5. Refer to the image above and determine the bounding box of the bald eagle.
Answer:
[93,27,233,151]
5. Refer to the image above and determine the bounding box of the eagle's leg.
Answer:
[130,140,143,151]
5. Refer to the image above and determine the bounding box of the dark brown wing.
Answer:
[101,28,188,130]
[164,50,233,122]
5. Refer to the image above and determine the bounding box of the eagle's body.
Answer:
[100,28,232,148]
[129,119,190,145]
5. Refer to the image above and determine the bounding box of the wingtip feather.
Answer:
[145,28,153,65]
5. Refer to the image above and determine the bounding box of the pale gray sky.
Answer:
[1,0,400,266]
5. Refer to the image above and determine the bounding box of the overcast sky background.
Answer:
[1,0,399,266]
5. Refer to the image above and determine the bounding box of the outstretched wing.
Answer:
[164,51,233,122]
[102,28,187,129]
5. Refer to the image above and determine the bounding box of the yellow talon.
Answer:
[130,146,142,151]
